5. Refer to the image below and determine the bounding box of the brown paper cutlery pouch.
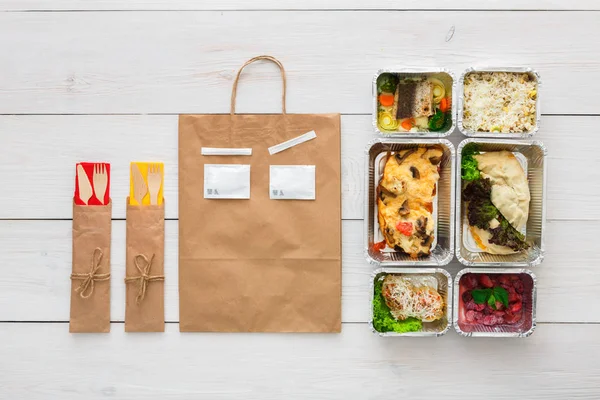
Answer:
[69,201,112,333]
[124,199,165,332]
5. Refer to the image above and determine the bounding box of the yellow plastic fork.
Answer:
[147,163,163,205]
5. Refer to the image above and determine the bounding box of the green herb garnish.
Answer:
[372,278,422,333]
[471,286,509,310]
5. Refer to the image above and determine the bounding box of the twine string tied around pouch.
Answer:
[70,247,110,299]
[125,253,164,305]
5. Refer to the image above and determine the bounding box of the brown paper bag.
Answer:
[178,55,342,332]
[124,200,165,332]
[70,201,112,333]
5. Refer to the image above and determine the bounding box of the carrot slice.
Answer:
[439,97,451,112]
[401,118,414,131]
[379,94,395,107]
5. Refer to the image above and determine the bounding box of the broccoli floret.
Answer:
[372,278,422,333]
[461,143,481,181]
[376,73,398,94]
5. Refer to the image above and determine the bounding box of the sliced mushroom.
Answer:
[420,235,433,247]
[394,148,417,165]
[378,185,397,201]
[398,200,410,216]
[382,230,394,246]
[415,216,428,234]
[410,166,420,179]
[393,245,408,255]
[422,146,444,165]
[429,155,442,165]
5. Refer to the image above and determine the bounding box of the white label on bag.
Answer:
[201,147,252,156]
[270,165,316,200]
[204,164,251,199]
[268,130,317,155]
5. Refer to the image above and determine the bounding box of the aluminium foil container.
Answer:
[365,139,455,266]
[453,268,537,338]
[458,66,541,138]
[373,68,456,137]
[370,267,452,337]
[456,139,546,267]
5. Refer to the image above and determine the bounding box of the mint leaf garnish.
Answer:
[471,286,508,310]
[488,294,497,310]
[493,286,509,308]
[471,289,491,304]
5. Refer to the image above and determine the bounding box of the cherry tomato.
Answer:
[395,221,413,236]
[372,240,387,252]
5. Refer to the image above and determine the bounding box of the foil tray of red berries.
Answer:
[453,268,537,337]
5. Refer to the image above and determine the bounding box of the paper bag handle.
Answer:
[230,55,287,116]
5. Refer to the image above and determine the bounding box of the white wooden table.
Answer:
[1,1,599,398]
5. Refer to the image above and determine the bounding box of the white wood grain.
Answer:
[0,115,596,220]
[0,4,596,398]
[0,322,599,400]
[1,0,598,11]
[0,11,599,114]
[0,219,596,323]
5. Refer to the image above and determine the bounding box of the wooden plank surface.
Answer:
[1,0,598,11]
[0,323,599,400]
[0,11,599,114]
[0,219,596,323]
[0,5,598,399]
[0,115,597,221]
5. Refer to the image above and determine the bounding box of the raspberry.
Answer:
[479,274,494,288]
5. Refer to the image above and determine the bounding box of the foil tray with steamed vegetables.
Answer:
[375,70,454,135]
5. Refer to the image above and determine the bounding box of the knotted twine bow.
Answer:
[124,253,164,304]
[70,247,110,299]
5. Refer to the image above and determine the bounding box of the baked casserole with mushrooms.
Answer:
[376,147,443,258]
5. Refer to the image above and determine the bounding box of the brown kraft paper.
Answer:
[178,55,342,332]
[124,200,165,332]
[70,201,112,333]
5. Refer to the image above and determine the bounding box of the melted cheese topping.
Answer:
[382,275,445,322]
[463,72,537,133]
[377,147,442,258]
